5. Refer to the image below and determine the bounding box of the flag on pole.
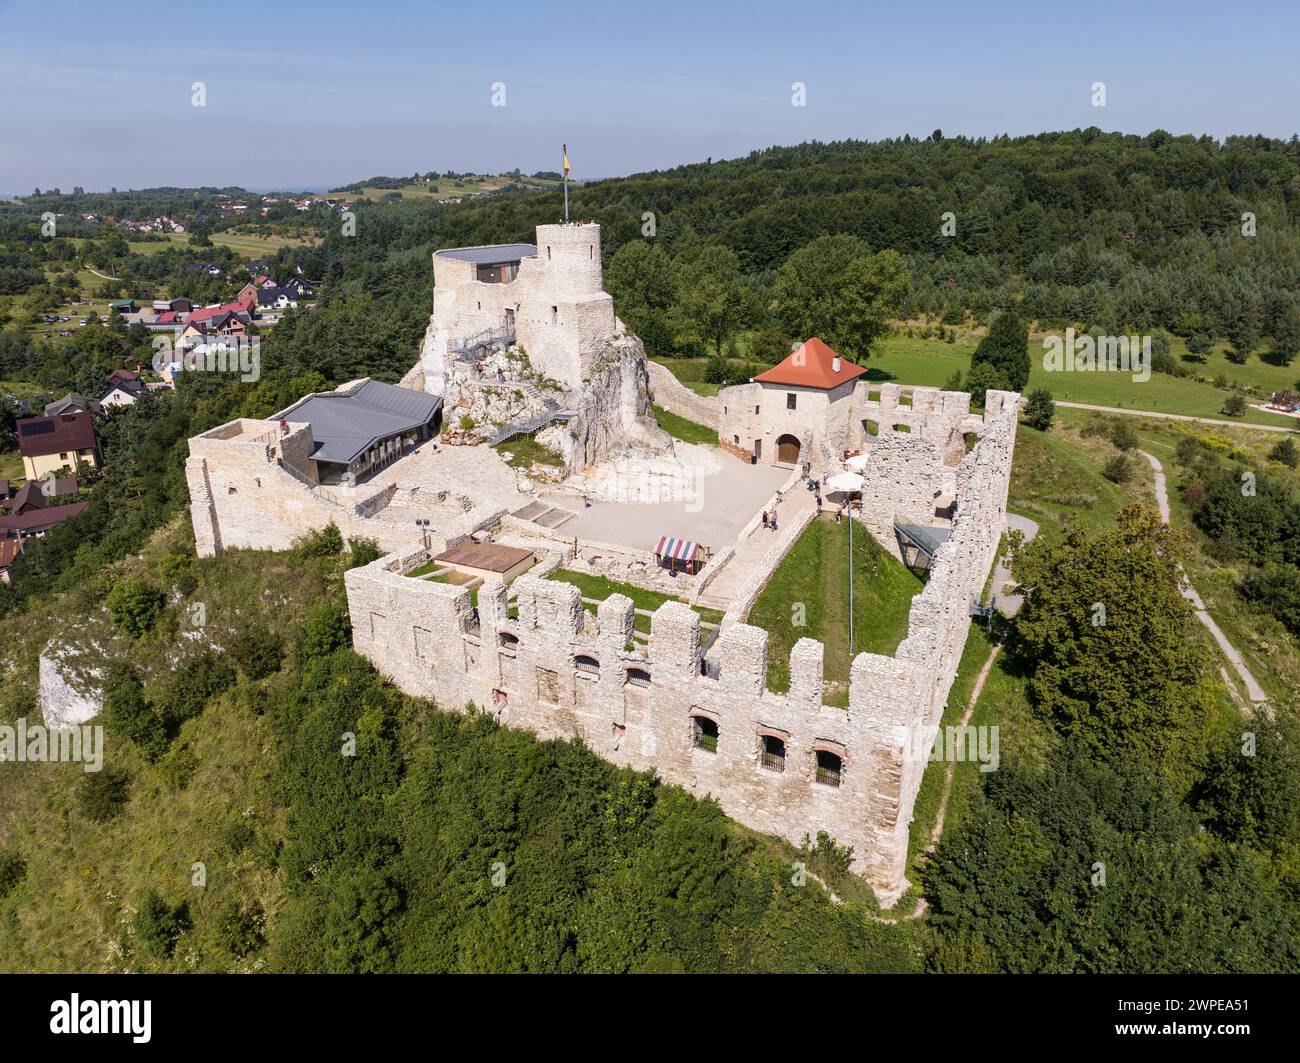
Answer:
[562,144,570,223]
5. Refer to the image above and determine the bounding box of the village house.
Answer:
[98,369,146,409]
[44,393,102,417]
[0,476,86,555]
[256,286,298,311]
[15,411,99,480]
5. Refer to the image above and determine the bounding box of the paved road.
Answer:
[992,512,1039,617]
[1140,450,1268,706]
[1058,401,1296,434]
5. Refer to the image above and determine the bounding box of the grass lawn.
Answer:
[1007,419,1154,543]
[748,516,924,706]
[545,569,723,636]
[0,449,24,481]
[334,178,508,203]
[494,431,563,468]
[652,405,716,445]
[865,335,1297,427]
[210,231,320,256]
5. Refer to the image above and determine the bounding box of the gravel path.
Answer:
[1139,450,1268,707]
[1057,401,1296,434]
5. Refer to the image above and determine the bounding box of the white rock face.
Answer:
[38,648,103,730]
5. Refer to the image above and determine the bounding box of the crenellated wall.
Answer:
[344,391,1019,905]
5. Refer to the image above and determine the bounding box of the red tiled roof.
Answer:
[0,500,88,534]
[190,300,249,323]
[0,539,21,569]
[753,337,867,390]
[15,411,97,458]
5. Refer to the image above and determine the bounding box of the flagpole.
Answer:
[562,143,569,223]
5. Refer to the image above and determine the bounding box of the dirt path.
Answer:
[1139,450,1268,708]
[87,267,122,281]
[1057,401,1296,434]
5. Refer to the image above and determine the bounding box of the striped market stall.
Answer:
[655,535,704,575]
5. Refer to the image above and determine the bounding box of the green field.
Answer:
[335,179,504,203]
[748,517,924,706]
[0,449,24,481]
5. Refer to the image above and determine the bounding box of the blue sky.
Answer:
[1,0,1296,192]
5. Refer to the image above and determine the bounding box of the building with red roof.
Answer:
[718,337,869,467]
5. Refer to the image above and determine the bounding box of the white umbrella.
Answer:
[844,453,869,472]
[827,471,865,494]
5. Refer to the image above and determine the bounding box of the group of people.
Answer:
[801,462,830,516]
[760,508,779,531]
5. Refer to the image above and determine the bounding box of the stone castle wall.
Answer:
[646,359,720,430]
[344,394,1019,905]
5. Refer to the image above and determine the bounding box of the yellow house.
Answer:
[16,411,99,481]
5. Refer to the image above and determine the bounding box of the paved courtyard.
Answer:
[541,455,790,555]
[328,435,794,564]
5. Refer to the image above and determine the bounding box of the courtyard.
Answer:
[747,515,925,705]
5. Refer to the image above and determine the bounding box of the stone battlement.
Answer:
[344,391,1019,904]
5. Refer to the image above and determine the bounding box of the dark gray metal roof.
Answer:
[895,521,951,559]
[279,380,441,465]
[435,243,536,265]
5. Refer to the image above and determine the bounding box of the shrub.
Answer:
[156,745,198,791]
[216,901,265,959]
[346,536,382,569]
[224,821,256,855]
[1102,455,1133,483]
[294,522,343,558]
[0,849,26,898]
[154,649,236,728]
[1021,388,1055,431]
[107,578,166,638]
[302,599,352,657]
[1108,419,1139,452]
[1268,437,1299,469]
[77,767,131,822]
[1239,562,1300,635]
[158,553,197,596]
[1222,393,1248,417]
[1175,435,1201,465]
[966,362,1009,408]
[133,889,190,959]
[227,625,283,681]
[103,661,168,761]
